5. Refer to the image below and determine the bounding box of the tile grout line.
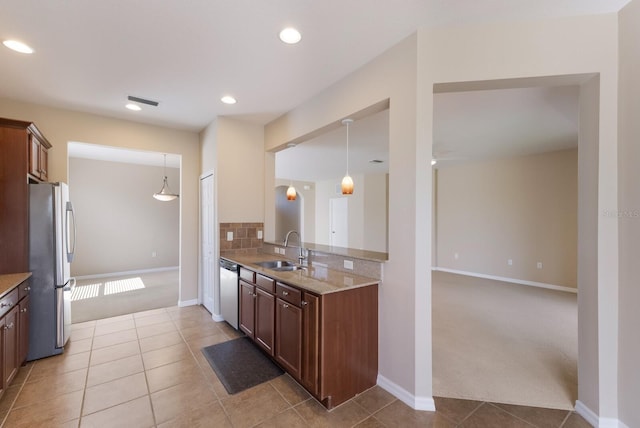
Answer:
[452,400,487,427]
[77,324,96,427]
[558,409,573,427]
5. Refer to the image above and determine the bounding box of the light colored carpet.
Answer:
[432,271,578,410]
[71,269,179,323]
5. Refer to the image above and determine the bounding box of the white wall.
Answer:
[314,173,387,252]
[617,1,640,427]
[0,98,200,304]
[200,117,264,223]
[436,149,578,288]
[69,158,179,276]
[420,14,619,420]
[264,12,620,417]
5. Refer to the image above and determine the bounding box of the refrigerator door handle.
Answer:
[66,201,77,262]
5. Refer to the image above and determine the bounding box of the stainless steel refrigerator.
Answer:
[27,182,76,361]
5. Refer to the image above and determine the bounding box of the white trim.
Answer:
[574,400,629,428]
[575,401,599,427]
[74,266,179,280]
[432,267,577,294]
[178,298,198,307]
[211,313,224,322]
[377,374,436,411]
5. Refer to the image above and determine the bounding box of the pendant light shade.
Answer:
[153,154,179,201]
[286,183,297,200]
[341,118,354,195]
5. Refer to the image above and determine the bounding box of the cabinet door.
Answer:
[239,281,255,337]
[275,298,302,380]
[18,296,30,365]
[301,293,320,395]
[39,145,48,181]
[29,135,40,178]
[2,307,19,388]
[254,288,275,356]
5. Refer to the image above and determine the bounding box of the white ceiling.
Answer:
[0,0,630,133]
[68,142,181,168]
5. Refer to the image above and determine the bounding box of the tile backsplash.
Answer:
[219,222,263,255]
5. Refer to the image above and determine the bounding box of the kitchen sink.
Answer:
[256,260,306,272]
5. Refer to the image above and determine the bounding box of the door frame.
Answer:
[199,171,223,321]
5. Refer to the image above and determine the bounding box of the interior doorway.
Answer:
[329,197,348,247]
[67,142,181,322]
[431,76,586,410]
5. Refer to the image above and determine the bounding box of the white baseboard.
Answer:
[574,400,629,428]
[433,267,577,294]
[74,266,179,280]
[211,313,224,322]
[377,375,435,411]
[178,299,198,307]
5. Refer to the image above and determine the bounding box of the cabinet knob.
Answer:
[283,304,289,309]
[24,286,31,291]
[301,301,308,306]
[20,308,27,313]
[252,293,257,298]
[282,291,289,296]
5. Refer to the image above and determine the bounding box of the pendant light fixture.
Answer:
[286,180,297,200]
[341,118,354,195]
[153,154,179,201]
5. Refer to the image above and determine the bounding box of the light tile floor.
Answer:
[0,305,592,427]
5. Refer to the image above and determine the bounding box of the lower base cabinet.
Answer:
[0,277,31,401]
[239,267,377,409]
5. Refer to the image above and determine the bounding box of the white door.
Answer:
[329,197,348,247]
[200,173,215,314]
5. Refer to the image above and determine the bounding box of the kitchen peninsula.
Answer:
[221,252,378,410]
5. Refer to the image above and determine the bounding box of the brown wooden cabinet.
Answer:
[239,274,275,357]
[0,276,31,401]
[29,133,49,181]
[0,118,52,274]
[275,297,302,379]
[237,264,377,409]
[2,307,19,389]
[18,295,30,365]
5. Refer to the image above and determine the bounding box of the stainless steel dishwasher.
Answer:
[219,258,239,329]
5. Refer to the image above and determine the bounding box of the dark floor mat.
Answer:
[201,337,284,394]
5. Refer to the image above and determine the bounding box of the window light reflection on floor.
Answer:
[104,277,145,295]
[71,283,101,301]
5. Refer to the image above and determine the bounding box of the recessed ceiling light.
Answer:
[3,40,34,54]
[279,27,302,44]
[221,96,237,105]
[125,103,142,111]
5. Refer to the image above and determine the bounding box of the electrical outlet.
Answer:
[508,259,513,266]
[274,247,280,254]
[537,262,543,269]
[152,251,157,258]
[344,260,354,270]
[454,252,459,260]
[226,231,233,241]
[279,248,285,255]
[257,230,263,239]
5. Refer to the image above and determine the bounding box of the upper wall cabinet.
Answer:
[29,132,50,182]
[0,117,52,273]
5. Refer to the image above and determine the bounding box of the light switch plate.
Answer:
[344,260,354,270]
[257,230,263,239]
[226,231,233,241]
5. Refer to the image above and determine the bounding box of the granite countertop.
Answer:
[221,253,378,295]
[0,272,32,299]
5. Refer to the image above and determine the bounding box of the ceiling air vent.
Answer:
[127,95,159,107]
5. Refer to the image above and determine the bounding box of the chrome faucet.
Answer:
[284,230,307,265]
[284,230,300,247]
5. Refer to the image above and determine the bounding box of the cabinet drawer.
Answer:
[239,267,256,283]
[256,274,275,293]
[276,282,302,306]
[0,288,19,318]
[18,279,31,300]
